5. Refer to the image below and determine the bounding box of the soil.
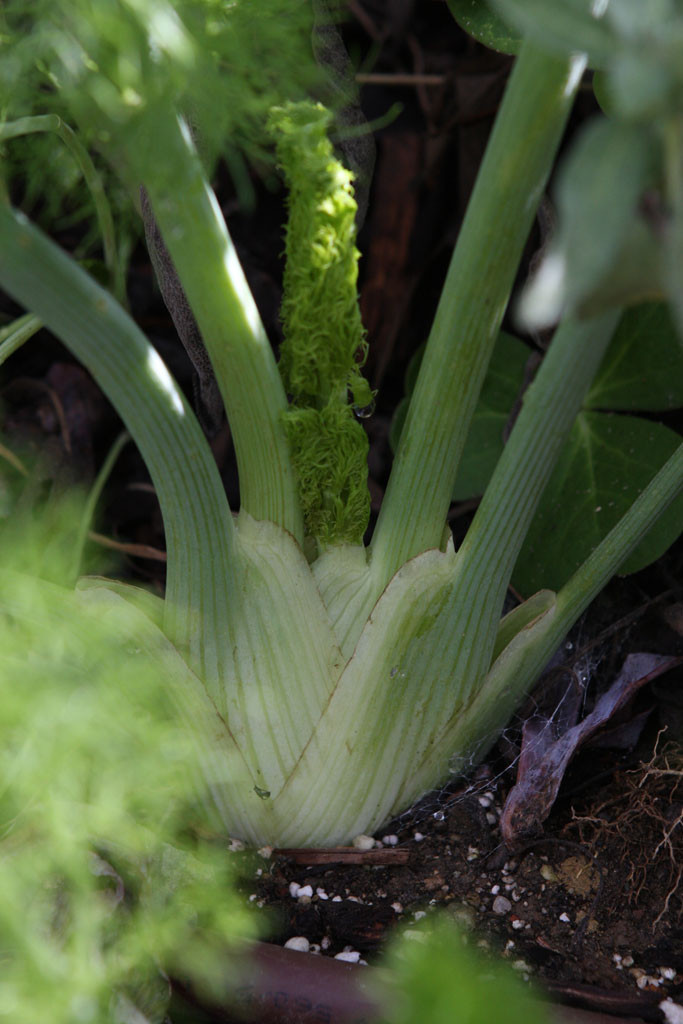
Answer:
[3,2,683,1021]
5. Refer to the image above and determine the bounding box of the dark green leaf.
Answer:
[591,70,613,116]
[608,49,676,121]
[446,0,521,54]
[575,217,665,319]
[665,185,683,349]
[554,118,657,303]
[490,0,614,65]
[513,412,683,594]
[520,117,658,327]
[587,303,683,411]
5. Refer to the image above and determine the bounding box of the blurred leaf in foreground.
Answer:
[376,917,549,1024]
[0,503,251,1023]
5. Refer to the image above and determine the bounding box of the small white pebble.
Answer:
[284,936,310,953]
[512,919,524,930]
[486,812,498,825]
[332,895,343,902]
[309,943,321,954]
[660,967,676,981]
[558,912,570,923]
[289,882,301,898]
[257,846,273,859]
[512,891,522,902]
[255,868,262,877]
[391,901,403,914]
[321,936,331,950]
[613,953,622,963]
[637,975,662,990]
[660,998,683,1024]
[228,838,245,852]
[467,846,480,861]
[347,895,362,903]
[248,894,258,902]
[352,834,375,851]
[492,896,512,914]
[491,885,500,895]
[478,795,492,808]
[382,834,399,846]
[316,888,329,900]
[297,885,313,899]
[504,939,515,951]
[413,910,427,921]
[622,955,634,967]
[413,832,425,842]
[335,950,361,963]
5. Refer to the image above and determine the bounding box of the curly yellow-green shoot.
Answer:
[269,100,373,548]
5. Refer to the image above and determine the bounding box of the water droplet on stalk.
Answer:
[353,399,375,419]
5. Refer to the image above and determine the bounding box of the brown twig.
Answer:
[355,71,447,86]
[88,530,167,562]
[274,847,410,866]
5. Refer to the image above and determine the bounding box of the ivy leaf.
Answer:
[513,304,683,594]
[446,0,521,54]
[392,306,683,594]
[586,303,683,411]
[513,412,683,595]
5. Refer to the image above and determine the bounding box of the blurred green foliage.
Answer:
[0,496,253,1023]
[377,918,549,1024]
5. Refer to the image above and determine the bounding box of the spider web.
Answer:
[376,611,608,846]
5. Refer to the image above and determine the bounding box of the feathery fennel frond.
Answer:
[269,101,373,548]
[0,0,319,180]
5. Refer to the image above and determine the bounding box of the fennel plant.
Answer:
[0,0,682,848]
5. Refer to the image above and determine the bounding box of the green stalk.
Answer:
[373,313,621,808]
[442,310,621,701]
[0,200,236,696]
[439,438,683,777]
[0,312,43,365]
[370,41,586,588]
[0,115,124,302]
[128,111,303,544]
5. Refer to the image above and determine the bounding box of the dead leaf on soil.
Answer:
[500,653,683,848]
